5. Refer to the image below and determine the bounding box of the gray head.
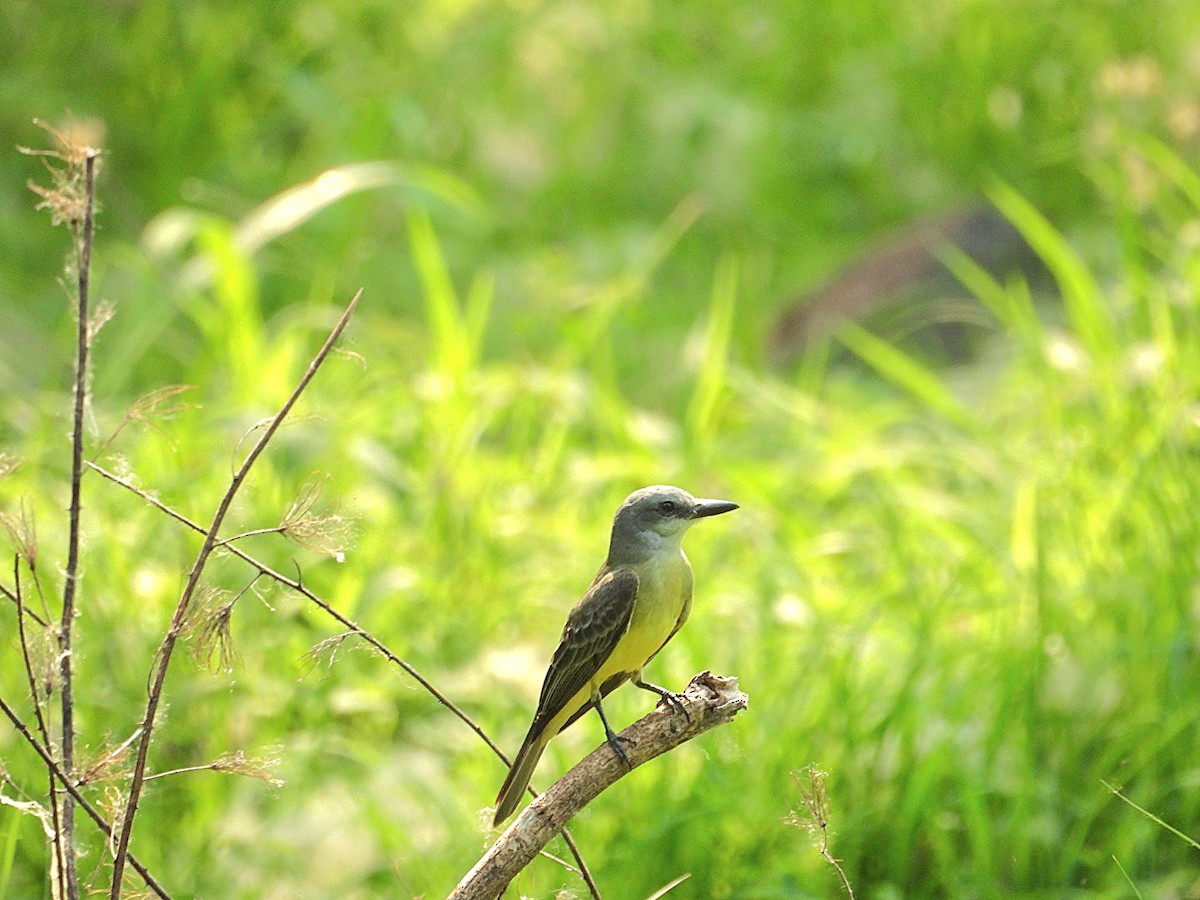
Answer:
[607,485,737,564]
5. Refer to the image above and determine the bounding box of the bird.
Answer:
[492,484,738,825]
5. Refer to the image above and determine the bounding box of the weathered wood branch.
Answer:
[450,671,748,900]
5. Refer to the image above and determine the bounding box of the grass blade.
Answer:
[837,323,973,429]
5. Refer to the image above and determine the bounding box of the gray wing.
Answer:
[529,567,639,735]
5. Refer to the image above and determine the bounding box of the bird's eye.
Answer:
[658,500,676,514]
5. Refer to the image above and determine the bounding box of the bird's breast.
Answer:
[611,549,693,669]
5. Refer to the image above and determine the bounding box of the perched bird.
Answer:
[493,485,738,825]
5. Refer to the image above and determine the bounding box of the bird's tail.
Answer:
[493,728,549,826]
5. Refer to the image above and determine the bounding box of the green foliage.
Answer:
[3,2,1200,898]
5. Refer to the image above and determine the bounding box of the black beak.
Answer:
[691,498,739,519]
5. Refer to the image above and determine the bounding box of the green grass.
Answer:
[3,3,1200,898]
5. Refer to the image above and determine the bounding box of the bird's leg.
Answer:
[591,695,632,770]
[633,674,689,719]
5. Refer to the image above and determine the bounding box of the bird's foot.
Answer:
[657,689,688,717]
[604,729,633,770]
[635,678,690,719]
[594,697,634,770]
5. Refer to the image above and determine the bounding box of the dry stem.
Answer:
[106,289,362,897]
[87,460,602,900]
[0,693,169,898]
[12,560,67,898]
[57,141,100,900]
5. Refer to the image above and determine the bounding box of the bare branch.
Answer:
[107,289,362,897]
[646,873,692,899]
[87,459,603,899]
[87,459,505,760]
[0,692,169,898]
[1,577,48,630]
[51,138,101,900]
[450,672,749,900]
[12,557,67,898]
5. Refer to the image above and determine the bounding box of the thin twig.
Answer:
[0,579,49,629]
[76,728,144,787]
[107,289,362,898]
[213,527,286,547]
[144,763,227,781]
[58,147,99,900]
[87,460,603,899]
[12,560,67,900]
[0,692,170,899]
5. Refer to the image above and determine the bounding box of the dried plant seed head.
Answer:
[97,384,196,457]
[280,474,355,557]
[786,766,832,831]
[212,748,284,787]
[183,586,240,673]
[130,384,195,421]
[19,118,103,229]
[0,502,38,569]
[100,785,128,856]
[28,630,59,699]
[786,767,856,899]
[75,734,139,787]
[301,631,356,678]
[88,298,117,342]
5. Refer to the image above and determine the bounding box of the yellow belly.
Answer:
[549,550,693,735]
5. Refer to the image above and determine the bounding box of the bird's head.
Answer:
[610,485,738,554]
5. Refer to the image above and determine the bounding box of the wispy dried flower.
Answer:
[23,628,60,700]
[88,298,117,343]
[18,118,102,230]
[279,474,355,557]
[211,749,284,787]
[301,631,357,678]
[0,499,38,569]
[146,748,284,788]
[97,384,196,457]
[99,784,128,857]
[182,586,240,673]
[74,729,143,787]
[787,767,855,899]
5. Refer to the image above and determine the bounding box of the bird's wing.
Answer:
[529,567,639,734]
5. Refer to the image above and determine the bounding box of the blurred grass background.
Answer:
[2,1,1200,897]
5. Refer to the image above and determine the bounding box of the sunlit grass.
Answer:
[6,162,1200,896]
[4,3,1200,897]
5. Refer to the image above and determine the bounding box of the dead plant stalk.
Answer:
[86,460,602,900]
[59,146,99,900]
[105,289,362,898]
